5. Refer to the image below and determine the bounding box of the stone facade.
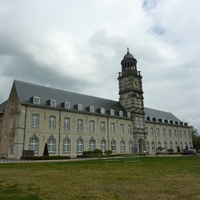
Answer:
[0,49,192,159]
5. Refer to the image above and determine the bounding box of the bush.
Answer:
[104,150,112,156]
[21,156,70,160]
[80,149,103,158]
[167,149,174,154]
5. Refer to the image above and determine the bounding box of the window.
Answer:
[100,121,106,133]
[49,116,56,129]
[180,142,183,150]
[164,142,167,151]
[184,131,186,138]
[151,141,155,152]
[157,128,160,137]
[151,127,154,137]
[89,139,96,151]
[157,141,161,148]
[33,96,40,104]
[129,141,133,152]
[110,123,115,133]
[163,129,166,137]
[169,129,172,137]
[175,142,178,151]
[145,127,148,136]
[77,138,84,152]
[31,114,39,128]
[146,142,149,152]
[64,118,70,130]
[128,125,132,134]
[63,139,71,153]
[89,120,95,132]
[170,141,173,149]
[174,130,177,137]
[77,119,83,131]
[50,99,56,107]
[101,140,106,152]
[179,130,182,138]
[111,140,116,152]
[9,116,13,129]
[48,138,56,153]
[29,137,39,152]
[120,140,125,152]
[120,124,124,134]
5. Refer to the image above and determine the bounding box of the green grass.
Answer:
[0,156,200,199]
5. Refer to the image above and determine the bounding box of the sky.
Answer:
[0,0,200,132]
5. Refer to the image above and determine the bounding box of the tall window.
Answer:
[169,129,172,137]
[129,141,133,152]
[120,124,124,134]
[175,141,178,151]
[128,125,132,134]
[184,131,186,138]
[48,138,56,153]
[120,140,125,152]
[89,139,96,151]
[29,138,39,152]
[89,120,95,132]
[163,129,166,137]
[32,114,39,128]
[170,141,173,149]
[64,118,70,130]
[174,130,177,137]
[157,141,161,148]
[157,128,160,137]
[111,140,116,152]
[151,141,155,152]
[146,142,149,152]
[151,127,154,137]
[100,121,106,133]
[179,130,182,138]
[110,123,115,133]
[9,116,13,129]
[77,119,83,131]
[101,140,106,152]
[49,116,56,129]
[164,141,167,151]
[77,138,84,152]
[63,139,71,153]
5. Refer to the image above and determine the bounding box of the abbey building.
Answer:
[0,49,192,159]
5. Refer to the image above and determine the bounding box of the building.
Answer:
[0,49,192,159]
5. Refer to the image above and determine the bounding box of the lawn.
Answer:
[0,156,200,200]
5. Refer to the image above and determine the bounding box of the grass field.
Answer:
[0,156,200,200]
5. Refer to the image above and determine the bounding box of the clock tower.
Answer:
[118,48,146,153]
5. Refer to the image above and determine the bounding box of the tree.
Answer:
[43,143,49,156]
[191,126,200,150]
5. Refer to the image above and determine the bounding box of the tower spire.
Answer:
[127,47,129,53]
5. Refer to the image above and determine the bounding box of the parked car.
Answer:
[182,149,197,155]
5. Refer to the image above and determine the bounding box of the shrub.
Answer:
[167,149,174,154]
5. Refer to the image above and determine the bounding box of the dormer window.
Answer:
[119,111,123,117]
[89,106,94,113]
[32,96,40,105]
[50,99,56,107]
[127,112,131,118]
[75,104,83,111]
[110,109,114,116]
[63,102,70,109]
[100,108,105,114]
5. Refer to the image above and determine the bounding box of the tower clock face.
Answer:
[134,79,139,88]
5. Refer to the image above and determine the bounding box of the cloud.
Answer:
[0,0,200,133]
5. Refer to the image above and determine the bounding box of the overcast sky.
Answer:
[0,0,200,132]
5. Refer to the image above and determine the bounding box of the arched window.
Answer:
[63,138,71,153]
[48,138,56,153]
[111,140,116,152]
[89,139,96,151]
[146,142,149,152]
[29,136,39,152]
[129,141,133,152]
[101,140,106,152]
[164,141,167,151]
[77,138,84,152]
[120,140,125,152]
[151,141,155,152]
[170,141,173,149]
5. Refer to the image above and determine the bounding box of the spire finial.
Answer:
[127,47,129,53]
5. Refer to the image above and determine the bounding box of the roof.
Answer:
[14,80,127,115]
[144,107,181,122]
[12,80,183,122]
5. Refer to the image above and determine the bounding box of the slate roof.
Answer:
[1,80,183,122]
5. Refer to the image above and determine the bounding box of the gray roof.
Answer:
[144,107,181,122]
[3,80,182,122]
[14,80,127,115]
